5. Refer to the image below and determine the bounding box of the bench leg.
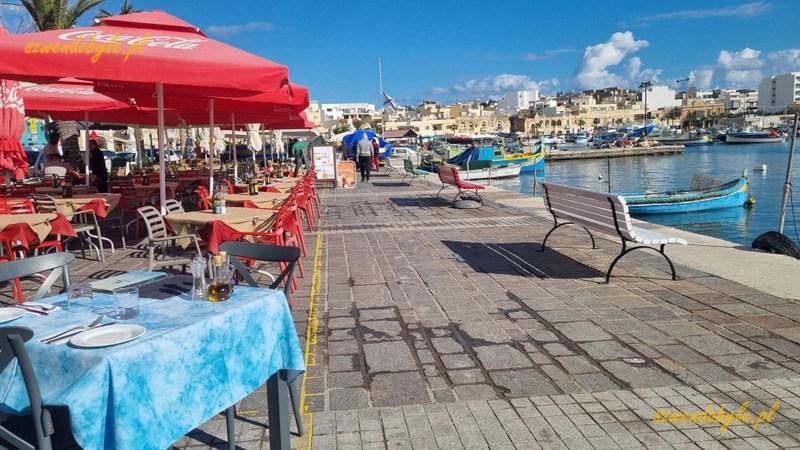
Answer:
[436,185,447,199]
[605,244,677,283]
[537,222,595,252]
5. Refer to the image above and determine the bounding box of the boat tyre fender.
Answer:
[751,231,800,259]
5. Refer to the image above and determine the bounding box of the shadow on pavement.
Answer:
[441,240,603,279]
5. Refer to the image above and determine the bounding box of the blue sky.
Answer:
[2,0,799,106]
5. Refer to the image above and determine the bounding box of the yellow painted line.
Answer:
[297,190,326,450]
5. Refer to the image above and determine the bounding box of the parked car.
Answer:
[144,148,181,163]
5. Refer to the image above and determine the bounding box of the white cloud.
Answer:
[725,69,763,87]
[717,48,764,70]
[688,69,715,89]
[710,47,800,88]
[207,21,275,36]
[522,48,574,61]
[644,2,775,21]
[427,74,559,101]
[574,31,652,90]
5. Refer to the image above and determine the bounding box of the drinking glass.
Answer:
[113,287,140,319]
[66,283,93,312]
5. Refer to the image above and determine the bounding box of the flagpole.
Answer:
[378,58,384,135]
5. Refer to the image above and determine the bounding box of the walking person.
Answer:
[356,132,373,182]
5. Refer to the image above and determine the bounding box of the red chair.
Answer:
[0,236,23,301]
[3,199,64,255]
[229,208,304,297]
[195,186,211,210]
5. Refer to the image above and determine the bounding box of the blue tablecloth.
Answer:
[0,285,305,450]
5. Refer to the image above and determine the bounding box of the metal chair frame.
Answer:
[218,241,304,437]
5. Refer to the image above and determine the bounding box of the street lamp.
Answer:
[639,81,652,136]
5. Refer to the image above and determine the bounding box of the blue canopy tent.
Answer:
[343,130,393,159]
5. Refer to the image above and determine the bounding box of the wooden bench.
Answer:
[402,158,430,185]
[539,182,687,282]
[436,166,485,203]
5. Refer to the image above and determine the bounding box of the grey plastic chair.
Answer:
[0,326,53,450]
[0,253,75,300]
[218,241,304,437]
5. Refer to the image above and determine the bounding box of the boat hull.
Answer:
[456,164,521,180]
[623,178,749,214]
[724,134,784,144]
[499,152,545,173]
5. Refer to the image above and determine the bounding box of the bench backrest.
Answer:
[437,165,459,185]
[403,158,414,171]
[540,182,636,241]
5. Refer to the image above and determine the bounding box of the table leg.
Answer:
[267,370,290,449]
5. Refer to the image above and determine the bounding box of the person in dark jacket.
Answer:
[88,140,109,193]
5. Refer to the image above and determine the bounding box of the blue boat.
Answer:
[620,175,751,214]
[420,138,545,174]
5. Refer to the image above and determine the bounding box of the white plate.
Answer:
[69,324,146,348]
[0,308,25,324]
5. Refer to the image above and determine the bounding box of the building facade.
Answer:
[496,90,539,114]
[758,73,800,113]
[319,103,376,122]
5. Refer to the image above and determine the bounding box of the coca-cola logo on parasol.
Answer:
[0,83,25,114]
[271,105,293,114]
[59,31,206,50]
[25,85,95,96]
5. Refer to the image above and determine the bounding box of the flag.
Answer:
[382,92,398,112]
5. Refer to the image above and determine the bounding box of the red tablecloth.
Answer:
[197,220,240,254]
[0,223,38,250]
[0,213,76,250]
[48,213,78,237]
[77,198,109,218]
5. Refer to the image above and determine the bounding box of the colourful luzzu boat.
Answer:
[620,175,751,214]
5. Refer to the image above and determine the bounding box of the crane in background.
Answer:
[677,77,691,97]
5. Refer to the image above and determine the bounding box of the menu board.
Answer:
[309,145,336,182]
[337,161,357,187]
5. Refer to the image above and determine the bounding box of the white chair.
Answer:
[30,194,110,261]
[137,206,201,271]
[163,199,185,214]
[42,166,67,177]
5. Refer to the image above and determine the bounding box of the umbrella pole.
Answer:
[232,113,238,182]
[157,82,167,211]
[209,98,215,194]
[84,112,90,185]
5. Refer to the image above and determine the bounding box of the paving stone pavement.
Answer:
[5,169,800,449]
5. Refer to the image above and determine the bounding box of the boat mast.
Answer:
[778,112,799,233]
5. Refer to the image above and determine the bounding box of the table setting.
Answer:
[0,270,305,449]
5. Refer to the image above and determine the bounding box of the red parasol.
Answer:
[99,82,310,115]
[21,79,186,126]
[0,10,294,206]
[0,11,288,97]
[0,28,27,181]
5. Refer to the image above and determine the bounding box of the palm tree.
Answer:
[20,0,106,170]
[96,0,139,19]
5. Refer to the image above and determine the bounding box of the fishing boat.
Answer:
[722,129,784,144]
[421,138,544,175]
[620,174,751,214]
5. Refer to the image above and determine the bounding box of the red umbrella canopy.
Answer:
[0,10,289,97]
[178,110,313,127]
[0,28,27,181]
[98,82,310,115]
[21,78,187,125]
[21,78,130,118]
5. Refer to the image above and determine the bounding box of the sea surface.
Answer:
[491,140,800,247]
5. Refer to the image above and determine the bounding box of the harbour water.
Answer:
[492,141,800,247]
